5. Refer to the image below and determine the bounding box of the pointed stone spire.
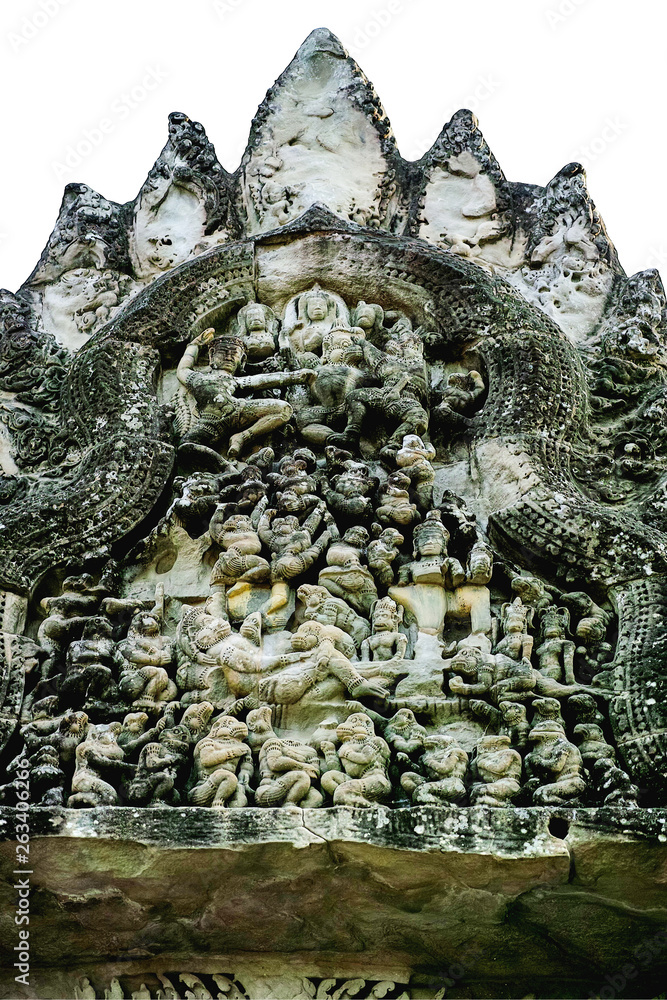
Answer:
[599,267,667,364]
[527,161,620,270]
[235,28,402,234]
[130,112,239,280]
[407,109,521,270]
[25,183,129,287]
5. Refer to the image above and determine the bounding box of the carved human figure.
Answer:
[376,472,419,527]
[320,713,391,807]
[21,702,89,766]
[524,721,586,805]
[350,300,385,340]
[176,329,314,459]
[247,709,323,808]
[259,501,334,617]
[469,734,522,807]
[266,450,318,500]
[330,329,430,463]
[259,620,389,705]
[118,711,162,760]
[234,301,278,361]
[384,707,427,759]
[2,745,66,807]
[573,721,616,769]
[189,715,253,808]
[495,597,535,661]
[401,734,468,806]
[367,527,404,587]
[117,604,177,712]
[297,583,371,649]
[572,712,638,806]
[59,616,121,710]
[466,540,494,586]
[395,434,436,510]
[535,606,576,685]
[280,284,349,360]
[208,505,271,614]
[490,598,537,703]
[127,739,185,807]
[289,326,370,447]
[319,459,376,523]
[592,757,639,807]
[361,597,407,662]
[435,369,485,429]
[318,523,378,617]
[67,722,134,807]
[396,511,465,589]
[445,644,494,699]
[37,573,103,677]
[176,606,233,707]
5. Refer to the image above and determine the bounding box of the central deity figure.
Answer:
[176,328,314,459]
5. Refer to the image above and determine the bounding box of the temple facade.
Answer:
[0,28,666,1000]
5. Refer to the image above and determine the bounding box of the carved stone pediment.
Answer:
[1,26,666,1000]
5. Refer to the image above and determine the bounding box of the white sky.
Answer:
[0,0,664,292]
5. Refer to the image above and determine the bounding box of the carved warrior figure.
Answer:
[280,284,349,360]
[367,527,404,586]
[470,734,523,807]
[117,591,177,711]
[297,584,371,649]
[208,504,270,611]
[401,734,469,806]
[259,620,389,705]
[176,328,315,459]
[234,301,278,361]
[320,713,391,807]
[68,722,135,808]
[318,524,378,617]
[259,501,333,615]
[397,510,465,589]
[330,329,430,462]
[395,434,436,510]
[189,715,253,808]
[524,721,586,805]
[59,616,121,710]
[361,597,407,662]
[247,709,323,808]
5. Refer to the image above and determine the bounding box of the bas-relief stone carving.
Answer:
[2,24,667,1000]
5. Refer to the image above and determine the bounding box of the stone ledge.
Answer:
[0,806,666,991]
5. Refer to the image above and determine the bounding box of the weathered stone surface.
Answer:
[1,24,667,1000]
[1,806,667,998]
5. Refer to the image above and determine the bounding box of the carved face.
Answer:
[337,713,375,742]
[305,293,327,322]
[414,523,447,558]
[391,708,416,730]
[326,332,354,363]
[297,585,326,611]
[135,614,160,636]
[196,618,232,649]
[272,516,300,537]
[210,338,246,373]
[291,623,320,651]
[123,712,149,734]
[210,716,248,741]
[451,647,481,675]
[342,526,368,548]
[239,613,262,644]
[352,302,379,329]
[244,304,268,332]
[373,603,398,632]
[246,706,273,733]
[399,435,430,459]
